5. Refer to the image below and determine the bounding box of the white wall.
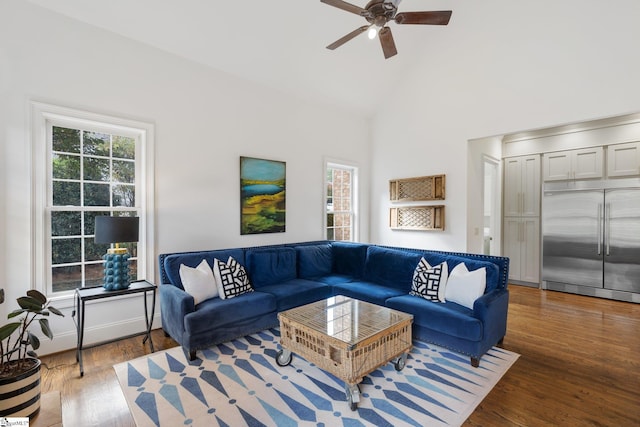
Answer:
[0,0,370,354]
[370,0,640,251]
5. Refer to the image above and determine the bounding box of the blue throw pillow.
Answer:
[296,244,332,278]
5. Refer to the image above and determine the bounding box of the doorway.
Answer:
[482,156,501,255]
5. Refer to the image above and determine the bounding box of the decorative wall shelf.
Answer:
[389,174,445,201]
[389,206,445,231]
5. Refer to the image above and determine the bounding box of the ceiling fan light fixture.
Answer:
[367,26,378,40]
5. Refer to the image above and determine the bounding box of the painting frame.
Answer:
[240,156,286,235]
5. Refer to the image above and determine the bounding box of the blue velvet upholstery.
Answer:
[158,241,510,365]
[296,244,332,278]
[245,247,297,288]
[331,241,369,278]
[363,246,423,290]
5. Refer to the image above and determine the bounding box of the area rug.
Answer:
[114,329,519,427]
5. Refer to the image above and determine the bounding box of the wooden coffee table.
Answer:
[276,295,413,410]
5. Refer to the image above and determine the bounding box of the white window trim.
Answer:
[31,102,155,301]
[323,158,359,242]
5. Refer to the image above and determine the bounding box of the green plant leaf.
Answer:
[27,289,47,305]
[8,309,26,318]
[0,288,4,304]
[27,350,38,358]
[39,318,53,340]
[48,306,64,317]
[27,331,40,350]
[0,322,21,340]
[17,296,44,311]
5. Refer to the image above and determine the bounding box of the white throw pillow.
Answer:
[444,262,486,309]
[410,258,448,302]
[213,256,253,300]
[179,259,218,305]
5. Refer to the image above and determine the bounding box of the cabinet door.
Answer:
[503,217,522,281]
[543,152,572,181]
[521,155,540,216]
[573,147,603,179]
[607,142,640,178]
[521,217,540,283]
[503,158,523,216]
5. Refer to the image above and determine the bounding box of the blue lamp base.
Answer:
[103,252,132,290]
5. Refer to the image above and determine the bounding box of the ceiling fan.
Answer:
[321,0,452,59]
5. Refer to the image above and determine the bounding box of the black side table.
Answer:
[75,280,157,377]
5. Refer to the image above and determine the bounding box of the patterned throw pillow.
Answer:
[410,257,449,302]
[213,256,254,299]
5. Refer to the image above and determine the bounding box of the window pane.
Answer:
[119,242,138,258]
[327,213,334,227]
[84,183,110,206]
[112,135,135,160]
[85,263,105,288]
[53,126,80,153]
[84,211,109,235]
[113,184,135,207]
[85,237,109,262]
[52,265,81,292]
[51,211,81,236]
[52,238,81,264]
[83,131,110,156]
[129,259,138,281]
[83,157,110,182]
[113,159,134,184]
[327,229,334,240]
[52,154,80,180]
[53,181,81,206]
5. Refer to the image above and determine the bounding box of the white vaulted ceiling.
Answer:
[22,0,461,117]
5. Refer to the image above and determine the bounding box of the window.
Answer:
[325,162,358,241]
[32,103,154,296]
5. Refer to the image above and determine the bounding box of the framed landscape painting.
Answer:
[240,156,286,235]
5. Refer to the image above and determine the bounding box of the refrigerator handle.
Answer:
[606,203,611,256]
[597,203,602,255]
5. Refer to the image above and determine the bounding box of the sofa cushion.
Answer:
[333,280,406,306]
[444,263,487,309]
[410,258,448,303]
[420,253,500,293]
[179,259,218,304]
[246,247,297,288]
[385,295,482,341]
[258,279,333,311]
[213,256,253,299]
[331,242,369,278]
[296,244,333,278]
[363,246,423,290]
[184,291,276,336]
[163,249,245,290]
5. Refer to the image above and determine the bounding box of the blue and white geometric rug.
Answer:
[114,329,519,427]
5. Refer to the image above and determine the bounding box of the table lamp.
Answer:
[94,216,139,290]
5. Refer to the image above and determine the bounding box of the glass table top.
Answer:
[278,295,413,346]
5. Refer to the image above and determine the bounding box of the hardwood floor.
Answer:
[39,285,640,426]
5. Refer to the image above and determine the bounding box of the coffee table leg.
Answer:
[345,383,360,411]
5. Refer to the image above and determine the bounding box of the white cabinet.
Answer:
[543,147,603,181]
[504,155,540,217]
[504,217,540,283]
[607,142,640,178]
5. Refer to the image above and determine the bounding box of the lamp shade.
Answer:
[94,216,139,244]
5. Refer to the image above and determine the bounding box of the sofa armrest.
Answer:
[473,289,510,344]
[159,284,195,342]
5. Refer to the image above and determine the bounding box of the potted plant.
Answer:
[0,287,64,418]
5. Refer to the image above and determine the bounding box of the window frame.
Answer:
[324,159,359,242]
[31,102,155,299]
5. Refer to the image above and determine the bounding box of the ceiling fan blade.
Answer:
[320,0,366,16]
[394,11,452,25]
[326,26,369,50]
[379,27,398,59]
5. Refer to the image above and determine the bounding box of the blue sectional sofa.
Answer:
[158,241,510,367]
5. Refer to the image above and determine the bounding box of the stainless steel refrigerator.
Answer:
[542,179,640,302]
